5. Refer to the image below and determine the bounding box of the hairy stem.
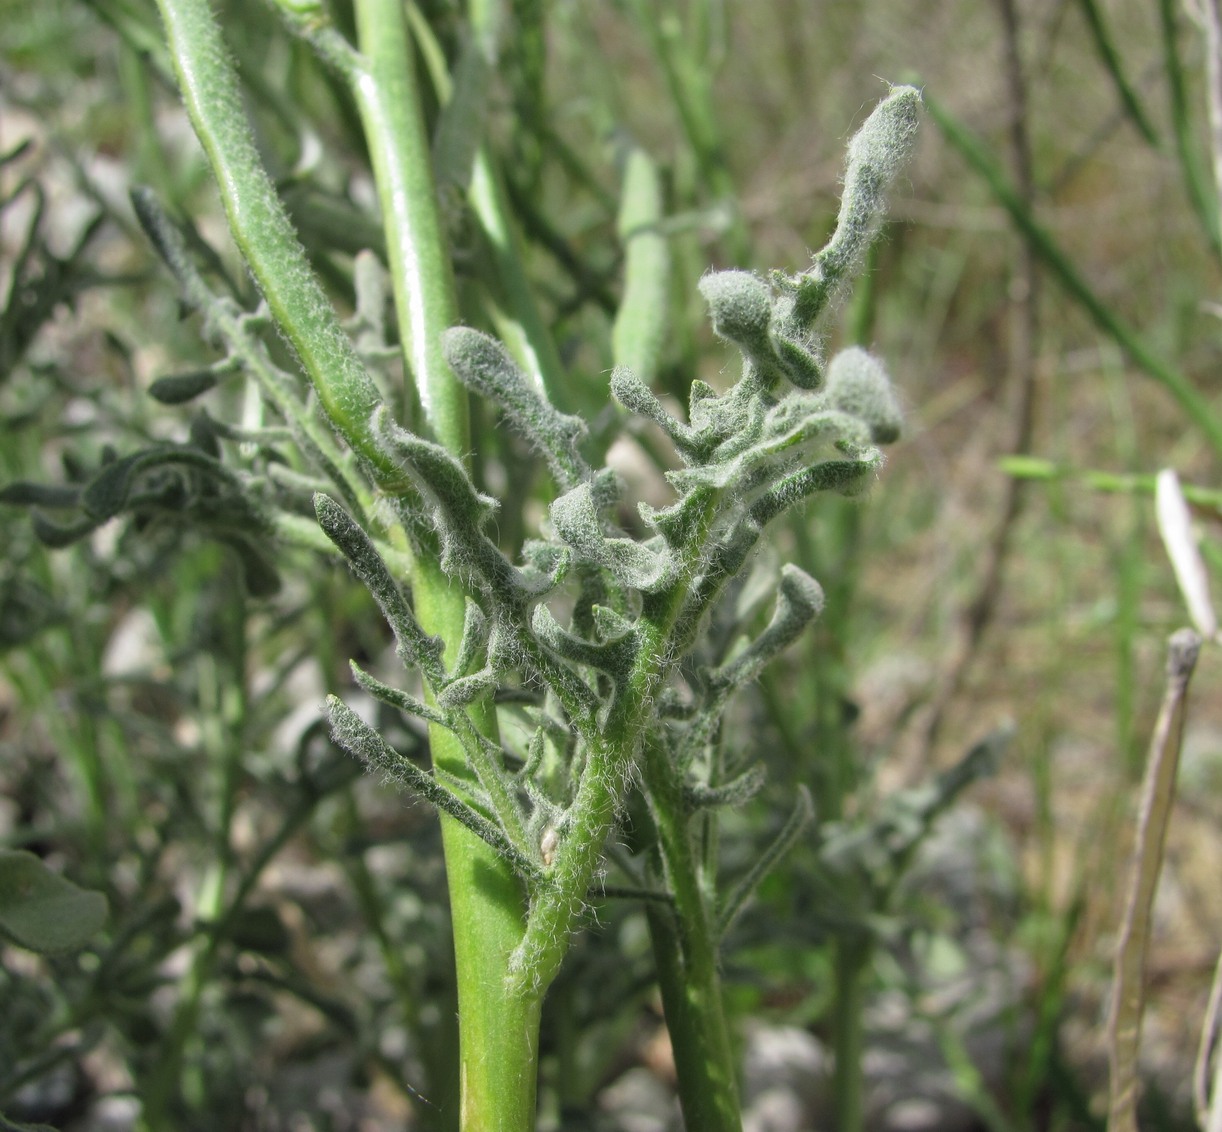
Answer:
[154,0,402,485]
[644,735,741,1132]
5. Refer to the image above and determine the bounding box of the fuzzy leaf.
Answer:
[669,404,871,498]
[825,347,903,444]
[531,603,637,679]
[591,604,636,641]
[711,564,824,690]
[350,660,449,727]
[717,786,813,938]
[772,331,823,390]
[684,764,767,810]
[149,368,221,404]
[698,270,773,353]
[818,724,1010,893]
[610,366,698,454]
[437,667,499,710]
[313,493,446,687]
[749,451,883,527]
[0,482,80,509]
[698,271,824,393]
[378,416,541,605]
[451,598,490,680]
[31,511,99,548]
[326,696,540,882]
[443,327,589,490]
[800,85,922,323]
[82,452,145,520]
[638,485,716,548]
[382,423,498,532]
[550,482,676,592]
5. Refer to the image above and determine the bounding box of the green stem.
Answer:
[350,0,466,440]
[926,90,1222,459]
[406,5,569,408]
[1158,0,1222,261]
[153,0,404,488]
[643,734,741,1132]
[154,2,538,1126]
[832,935,871,1132]
[1074,0,1160,147]
[346,5,540,1128]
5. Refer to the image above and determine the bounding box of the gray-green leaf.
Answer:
[0,850,107,954]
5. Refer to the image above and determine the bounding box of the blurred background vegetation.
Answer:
[2,0,1220,1129]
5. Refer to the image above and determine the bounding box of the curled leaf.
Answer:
[801,85,922,322]
[443,327,589,490]
[550,482,676,592]
[825,347,903,444]
[711,564,824,690]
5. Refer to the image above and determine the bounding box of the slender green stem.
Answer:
[1073,0,1160,146]
[643,735,741,1132]
[1158,0,1222,261]
[832,936,871,1132]
[407,6,569,406]
[154,2,537,1127]
[926,90,1222,459]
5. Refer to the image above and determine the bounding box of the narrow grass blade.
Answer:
[1158,0,1222,260]
[1074,0,1160,146]
[927,91,1222,459]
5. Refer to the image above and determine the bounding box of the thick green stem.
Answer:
[347,4,540,1128]
[350,0,466,440]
